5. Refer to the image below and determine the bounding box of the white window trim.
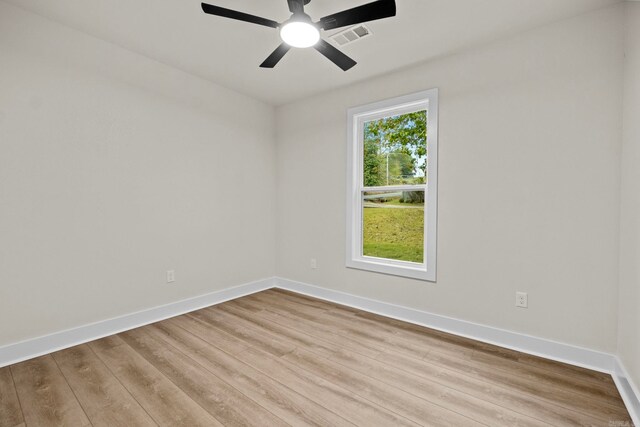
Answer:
[346,89,438,281]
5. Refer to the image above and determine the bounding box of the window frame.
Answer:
[346,89,439,281]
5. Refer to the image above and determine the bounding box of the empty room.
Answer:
[1,0,639,425]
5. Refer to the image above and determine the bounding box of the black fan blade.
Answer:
[287,0,305,14]
[201,3,280,29]
[314,39,357,71]
[260,43,292,68]
[318,0,396,31]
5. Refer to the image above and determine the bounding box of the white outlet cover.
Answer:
[516,292,528,308]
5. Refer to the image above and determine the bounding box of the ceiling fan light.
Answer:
[280,21,320,48]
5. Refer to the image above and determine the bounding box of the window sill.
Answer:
[346,257,436,282]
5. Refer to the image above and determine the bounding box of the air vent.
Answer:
[329,24,372,47]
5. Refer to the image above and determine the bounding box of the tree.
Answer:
[363,137,383,187]
[363,111,427,188]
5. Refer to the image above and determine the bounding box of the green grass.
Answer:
[362,205,424,263]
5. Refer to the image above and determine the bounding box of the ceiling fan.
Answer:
[200,0,396,71]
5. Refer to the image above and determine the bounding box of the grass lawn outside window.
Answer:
[363,196,424,263]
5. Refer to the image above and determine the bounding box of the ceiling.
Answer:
[5,0,620,105]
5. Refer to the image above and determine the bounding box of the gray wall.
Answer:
[275,5,624,353]
[0,2,277,347]
[618,0,640,393]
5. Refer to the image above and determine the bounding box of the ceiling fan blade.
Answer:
[314,39,357,71]
[201,3,280,29]
[318,0,396,31]
[260,43,292,68]
[287,0,305,14]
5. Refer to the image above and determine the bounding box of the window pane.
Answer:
[362,190,424,263]
[363,110,427,187]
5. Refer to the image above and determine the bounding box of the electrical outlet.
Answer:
[167,270,175,283]
[516,292,528,308]
[310,258,318,269]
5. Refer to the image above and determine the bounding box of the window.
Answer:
[346,89,438,281]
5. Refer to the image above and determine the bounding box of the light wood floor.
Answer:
[0,289,632,427]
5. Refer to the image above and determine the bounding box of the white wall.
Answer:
[618,1,640,391]
[0,2,276,347]
[276,5,624,352]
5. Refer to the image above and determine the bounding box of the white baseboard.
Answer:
[613,357,640,426]
[0,277,276,368]
[275,277,640,424]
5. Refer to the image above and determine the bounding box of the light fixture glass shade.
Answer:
[280,21,320,48]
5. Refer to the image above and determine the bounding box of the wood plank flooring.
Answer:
[0,289,633,426]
